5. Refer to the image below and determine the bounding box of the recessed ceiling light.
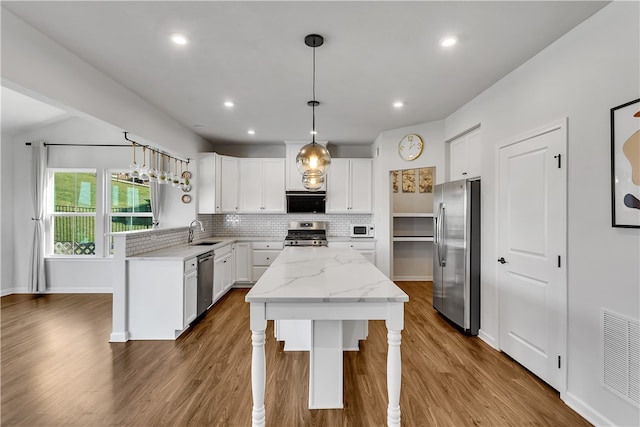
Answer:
[224,101,234,108]
[393,101,404,108]
[440,36,458,48]
[170,33,189,45]
[247,129,255,135]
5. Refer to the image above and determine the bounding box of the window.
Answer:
[50,170,97,255]
[108,172,153,234]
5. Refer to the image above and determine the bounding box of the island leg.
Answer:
[250,303,267,427]
[386,303,404,427]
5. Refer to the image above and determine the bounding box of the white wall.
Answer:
[1,9,213,293]
[8,117,197,293]
[1,8,211,156]
[1,134,15,295]
[372,120,446,278]
[441,2,639,426]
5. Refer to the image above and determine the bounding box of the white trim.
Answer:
[392,275,432,281]
[495,117,568,395]
[478,329,498,349]
[563,391,616,427]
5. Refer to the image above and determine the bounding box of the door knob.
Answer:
[497,257,507,264]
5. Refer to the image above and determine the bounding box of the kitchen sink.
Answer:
[191,241,222,246]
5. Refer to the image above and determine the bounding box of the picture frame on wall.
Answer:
[611,98,640,228]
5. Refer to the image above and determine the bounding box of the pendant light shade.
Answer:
[297,34,331,191]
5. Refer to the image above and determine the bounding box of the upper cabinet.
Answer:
[449,128,482,181]
[197,153,239,214]
[285,141,328,191]
[326,158,372,213]
[238,158,285,213]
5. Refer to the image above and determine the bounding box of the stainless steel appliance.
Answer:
[196,251,214,317]
[350,223,375,238]
[433,179,480,335]
[284,221,328,246]
[286,191,326,214]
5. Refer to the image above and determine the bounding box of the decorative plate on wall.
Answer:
[181,194,191,204]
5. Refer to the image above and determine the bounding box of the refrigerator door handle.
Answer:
[440,204,447,267]
[434,213,440,266]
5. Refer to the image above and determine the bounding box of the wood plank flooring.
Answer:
[1,282,590,426]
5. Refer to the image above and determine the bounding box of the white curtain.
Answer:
[149,182,162,228]
[29,141,47,293]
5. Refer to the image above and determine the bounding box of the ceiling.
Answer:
[2,1,608,145]
[1,86,70,136]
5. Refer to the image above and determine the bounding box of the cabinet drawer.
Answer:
[215,243,232,258]
[184,257,197,274]
[252,241,284,250]
[330,241,376,251]
[252,250,280,266]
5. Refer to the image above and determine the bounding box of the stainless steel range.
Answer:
[284,221,328,247]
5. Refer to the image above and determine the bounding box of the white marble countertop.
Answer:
[246,246,408,303]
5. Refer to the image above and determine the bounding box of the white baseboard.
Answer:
[478,329,498,349]
[563,391,615,427]
[393,275,433,281]
[1,286,113,296]
[109,331,130,343]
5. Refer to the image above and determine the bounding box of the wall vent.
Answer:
[603,309,640,406]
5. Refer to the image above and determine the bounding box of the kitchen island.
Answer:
[245,246,409,427]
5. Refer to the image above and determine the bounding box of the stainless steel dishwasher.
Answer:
[196,251,214,317]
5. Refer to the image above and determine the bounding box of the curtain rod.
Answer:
[25,140,191,164]
[25,142,128,147]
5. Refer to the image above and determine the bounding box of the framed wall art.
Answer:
[611,98,640,228]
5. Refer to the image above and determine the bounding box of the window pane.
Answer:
[53,172,97,213]
[110,173,151,213]
[52,216,96,255]
[111,216,153,233]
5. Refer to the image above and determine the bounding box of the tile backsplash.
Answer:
[124,214,372,256]
[209,213,373,237]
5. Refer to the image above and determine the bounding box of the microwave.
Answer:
[350,223,375,238]
[286,191,326,214]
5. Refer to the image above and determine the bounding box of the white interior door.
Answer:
[498,121,566,391]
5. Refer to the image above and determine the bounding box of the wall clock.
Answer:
[398,134,424,161]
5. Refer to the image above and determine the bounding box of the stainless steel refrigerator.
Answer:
[433,179,480,335]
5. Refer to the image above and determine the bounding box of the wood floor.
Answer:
[1,282,590,426]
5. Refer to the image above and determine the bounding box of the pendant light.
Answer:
[296,34,331,191]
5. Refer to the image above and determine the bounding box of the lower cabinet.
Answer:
[251,241,284,281]
[328,240,376,264]
[234,242,252,283]
[214,244,233,302]
[183,257,198,326]
[128,259,194,340]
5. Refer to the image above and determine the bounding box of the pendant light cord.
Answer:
[312,45,316,144]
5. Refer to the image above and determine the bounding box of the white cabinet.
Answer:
[197,153,239,214]
[238,158,285,213]
[234,242,252,283]
[183,257,198,326]
[127,259,195,340]
[328,240,376,264]
[326,159,372,213]
[197,153,216,214]
[251,241,283,281]
[213,244,233,302]
[449,128,481,181]
[217,155,239,212]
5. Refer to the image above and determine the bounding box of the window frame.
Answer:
[105,169,154,255]
[46,168,103,258]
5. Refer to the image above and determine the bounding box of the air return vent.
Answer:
[603,309,640,406]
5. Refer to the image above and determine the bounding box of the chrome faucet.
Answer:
[188,219,204,244]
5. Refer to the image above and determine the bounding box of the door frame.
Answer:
[494,117,568,396]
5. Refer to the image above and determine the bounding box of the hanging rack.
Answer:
[123,132,190,165]
[25,132,191,166]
